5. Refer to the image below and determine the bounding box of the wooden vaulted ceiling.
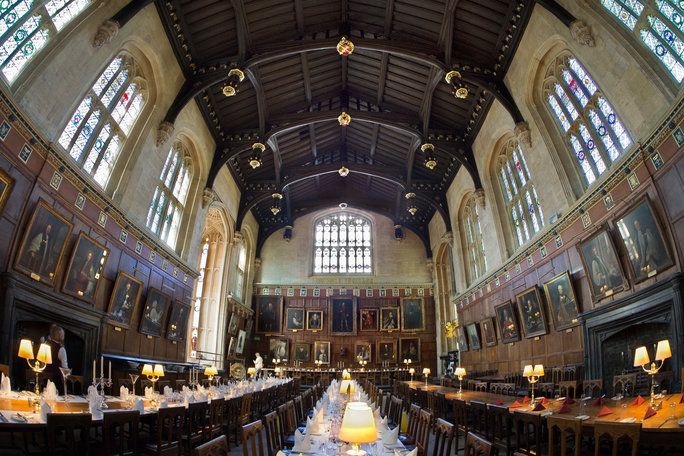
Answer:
[152,0,535,256]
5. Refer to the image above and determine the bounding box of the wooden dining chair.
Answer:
[612,373,637,397]
[240,393,253,425]
[513,410,543,456]
[207,398,225,440]
[547,415,582,456]
[487,404,513,456]
[277,400,297,448]
[224,397,240,449]
[559,380,578,399]
[293,395,305,426]
[582,379,603,397]
[262,411,281,455]
[415,408,433,455]
[452,398,470,452]
[144,405,185,456]
[474,381,488,392]
[46,412,93,456]
[183,401,209,453]
[116,378,134,395]
[469,400,488,437]
[432,418,454,456]
[593,421,641,456]
[194,435,228,456]
[464,432,493,456]
[242,420,266,456]
[389,395,404,427]
[66,375,85,396]
[103,410,140,456]
[399,403,420,447]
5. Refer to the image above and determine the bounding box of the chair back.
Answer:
[242,420,266,456]
[513,410,543,456]
[116,378,133,395]
[582,379,603,397]
[415,408,433,455]
[487,404,512,453]
[406,403,421,439]
[452,398,469,441]
[194,435,228,456]
[208,398,225,438]
[240,393,253,424]
[389,395,403,427]
[293,395,304,423]
[103,410,140,456]
[474,381,488,392]
[592,421,641,456]
[464,432,493,456]
[469,400,488,437]
[612,373,637,397]
[186,401,209,444]
[432,418,454,456]
[538,382,555,398]
[277,400,297,437]
[46,412,92,455]
[152,405,185,456]
[559,380,578,399]
[263,411,281,455]
[547,415,581,456]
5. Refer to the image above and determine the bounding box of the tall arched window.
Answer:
[0,1,92,83]
[190,238,209,359]
[496,139,544,247]
[234,242,246,301]
[544,54,632,186]
[146,142,192,249]
[59,54,147,188]
[461,196,487,285]
[313,212,372,274]
[601,0,684,82]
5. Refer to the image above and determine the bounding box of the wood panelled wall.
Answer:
[249,295,437,373]
[0,97,196,365]
[458,104,684,375]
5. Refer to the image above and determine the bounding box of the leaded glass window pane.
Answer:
[462,196,487,285]
[313,212,372,274]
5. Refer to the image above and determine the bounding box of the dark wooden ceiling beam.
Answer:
[383,0,395,37]
[230,0,252,59]
[405,137,421,187]
[438,0,460,67]
[430,139,483,190]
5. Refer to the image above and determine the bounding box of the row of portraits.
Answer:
[268,336,422,365]
[255,296,427,335]
[12,199,189,341]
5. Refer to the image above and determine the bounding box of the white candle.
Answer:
[93,359,96,379]
[100,356,103,379]
[108,361,111,380]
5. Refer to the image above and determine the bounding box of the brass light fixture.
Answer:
[222,68,245,97]
[421,143,437,170]
[445,70,469,100]
[249,142,265,169]
[336,36,355,56]
[271,193,283,215]
[338,111,352,127]
[338,166,350,177]
[405,192,418,215]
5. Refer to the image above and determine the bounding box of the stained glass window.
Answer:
[313,212,372,274]
[544,54,632,186]
[462,195,487,285]
[146,143,192,249]
[0,1,91,83]
[497,139,544,247]
[58,55,146,188]
[602,0,684,82]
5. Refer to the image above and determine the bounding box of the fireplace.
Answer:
[580,274,683,393]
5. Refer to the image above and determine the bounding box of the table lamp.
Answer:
[634,339,671,406]
[455,367,467,394]
[403,358,412,370]
[204,365,218,384]
[409,367,415,382]
[523,364,544,404]
[342,369,351,380]
[247,367,256,379]
[142,363,164,391]
[338,401,377,456]
[423,368,431,387]
[18,339,52,395]
[340,379,355,398]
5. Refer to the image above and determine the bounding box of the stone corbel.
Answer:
[254,258,262,271]
[514,121,532,149]
[93,20,119,48]
[155,122,174,147]
[474,188,486,209]
[202,188,218,209]
[570,20,595,47]
[232,231,244,245]
[426,259,434,273]
[441,231,454,247]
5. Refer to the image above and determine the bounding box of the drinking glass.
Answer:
[129,373,139,396]
[59,367,72,402]
[670,401,677,419]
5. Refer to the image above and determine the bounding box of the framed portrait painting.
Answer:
[227,313,239,335]
[235,330,246,354]
[480,317,497,347]
[615,198,673,283]
[255,296,283,334]
[285,308,305,332]
[465,323,481,350]
[313,341,331,364]
[399,337,421,363]
[0,167,14,215]
[62,232,109,303]
[578,229,628,300]
[400,298,425,332]
[227,337,236,356]
[329,297,356,336]
[543,272,580,331]
[359,308,379,332]
[457,326,468,352]
[515,286,548,338]
[15,199,73,286]
[380,307,400,331]
[106,272,143,329]
[306,310,323,331]
[377,340,397,363]
[167,301,190,342]
[293,342,311,363]
[355,341,372,363]
[495,301,521,344]
[139,288,171,337]
[269,338,289,362]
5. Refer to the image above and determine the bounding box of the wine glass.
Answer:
[58,367,72,403]
[129,373,139,397]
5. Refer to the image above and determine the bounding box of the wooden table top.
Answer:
[402,381,684,432]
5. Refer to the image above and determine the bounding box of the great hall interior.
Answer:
[0,0,683,455]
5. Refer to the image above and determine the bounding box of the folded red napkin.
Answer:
[495,400,504,405]
[564,398,575,405]
[510,401,523,408]
[558,403,571,414]
[522,396,530,404]
[644,407,657,419]
[632,395,645,406]
[541,397,549,405]
[532,402,546,411]
[598,406,613,417]
[680,393,684,404]
[593,397,606,407]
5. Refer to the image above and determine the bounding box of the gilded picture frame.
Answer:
[62,232,109,304]
[329,297,357,336]
[515,286,549,339]
[255,296,283,335]
[542,271,580,332]
[0,167,14,215]
[106,271,143,329]
[400,297,425,332]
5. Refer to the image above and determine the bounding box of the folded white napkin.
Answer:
[276,452,287,456]
[379,416,387,428]
[163,385,173,398]
[382,425,399,446]
[396,448,417,456]
[134,398,145,413]
[119,385,129,399]
[373,406,381,419]
[144,386,154,398]
[87,385,98,400]
[88,396,103,420]
[292,429,311,452]
[40,398,51,422]
[159,400,168,408]
[0,373,10,395]
[314,409,325,423]
[305,416,320,434]
[43,380,58,400]
[193,392,208,403]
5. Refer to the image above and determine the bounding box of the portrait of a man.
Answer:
[286,308,305,331]
[313,341,330,364]
[401,298,425,331]
[516,287,548,338]
[269,338,288,361]
[399,337,421,362]
[465,323,481,350]
[256,296,283,334]
[106,272,143,329]
[167,302,190,341]
[330,298,356,335]
[480,318,497,347]
[380,307,399,331]
[543,272,580,331]
[63,233,108,303]
[360,308,378,331]
[306,310,323,331]
[579,230,627,300]
[15,200,73,285]
[495,301,520,344]
[457,327,468,352]
[355,342,372,363]
[139,288,170,337]
[377,341,396,363]
[236,330,246,354]
[615,199,673,282]
[294,342,310,362]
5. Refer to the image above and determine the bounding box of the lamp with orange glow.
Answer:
[18,339,52,395]
[634,340,671,406]
[338,402,376,456]
[523,364,544,404]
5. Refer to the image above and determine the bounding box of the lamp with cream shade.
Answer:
[634,339,671,406]
[423,367,431,387]
[247,367,256,379]
[455,367,467,394]
[523,364,544,404]
[408,367,415,382]
[18,339,52,395]
[142,363,164,391]
[338,401,377,456]
[204,365,218,384]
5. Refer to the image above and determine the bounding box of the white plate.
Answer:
[619,417,637,423]
[576,415,590,420]
[678,418,684,427]
[556,397,566,402]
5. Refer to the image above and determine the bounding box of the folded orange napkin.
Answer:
[532,402,545,411]
[522,396,530,404]
[644,407,657,419]
[558,403,571,414]
[680,393,684,404]
[541,397,549,405]
[598,406,613,417]
[510,401,523,408]
[564,398,575,405]
[593,397,606,407]
[632,395,645,406]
